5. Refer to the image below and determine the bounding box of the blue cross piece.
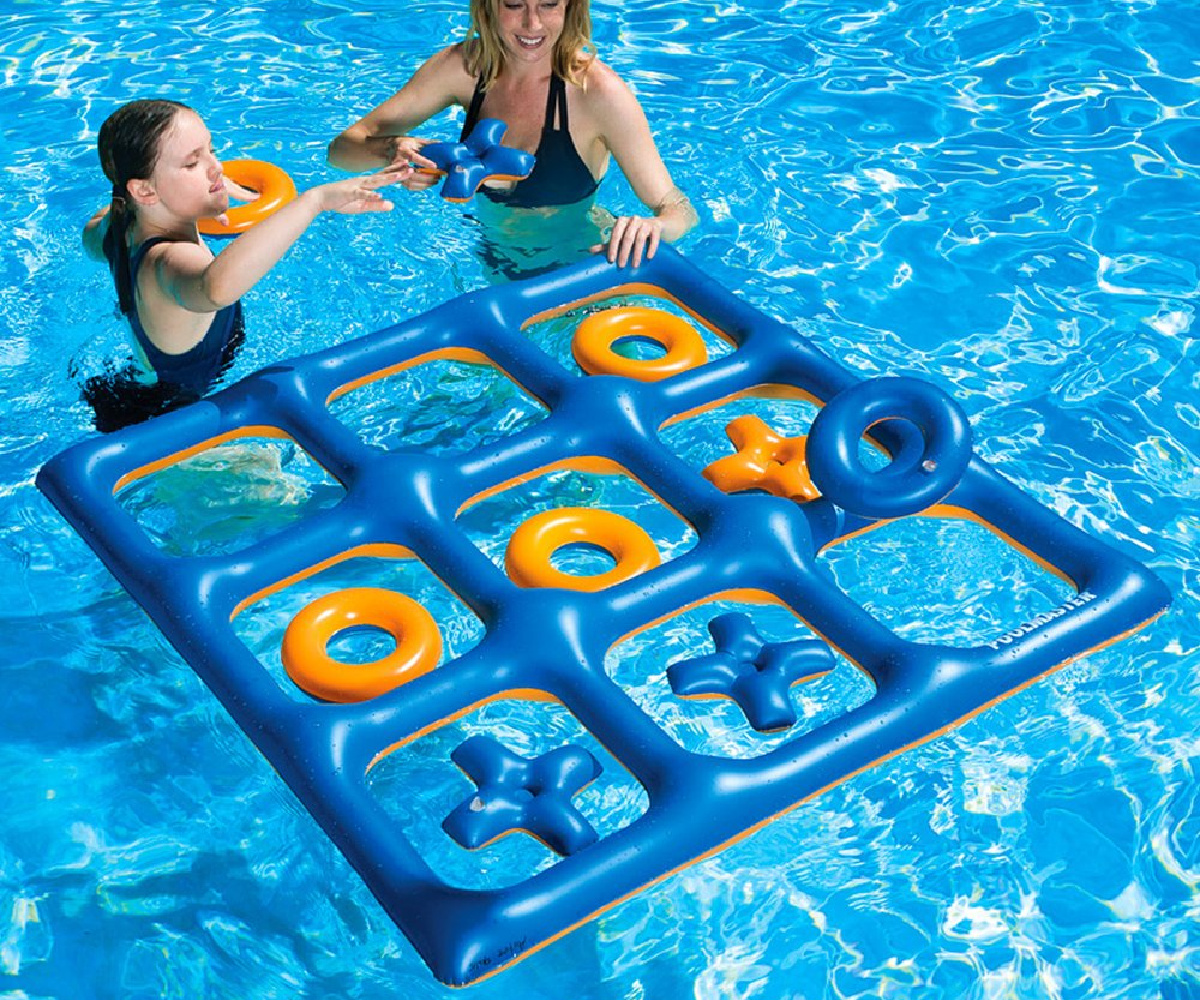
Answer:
[419,119,537,202]
[667,612,836,732]
[442,734,602,856]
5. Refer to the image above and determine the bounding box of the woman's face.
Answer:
[496,0,566,63]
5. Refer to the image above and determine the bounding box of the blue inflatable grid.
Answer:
[36,248,1170,986]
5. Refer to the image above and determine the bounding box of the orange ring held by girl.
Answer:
[505,507,661,591]
[198,160,298,237]
[572,306,708,381]
[281,587,442,703]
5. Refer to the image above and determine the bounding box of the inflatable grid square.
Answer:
[37,248,1169,985]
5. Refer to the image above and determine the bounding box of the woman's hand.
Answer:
[388,136,442,192]
[592,214,664,268]
[311,163,413,215]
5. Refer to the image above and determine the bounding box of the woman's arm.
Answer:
[590,65,699,267]
[328,46,469,174]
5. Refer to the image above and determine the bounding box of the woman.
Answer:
[327,0,697,269]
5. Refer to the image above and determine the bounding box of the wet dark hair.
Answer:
[96,99,192,315]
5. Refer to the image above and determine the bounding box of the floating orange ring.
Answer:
[281,587,441,703]
[572,307,708,381]
[505,508,660,591]
[198,159,298,237]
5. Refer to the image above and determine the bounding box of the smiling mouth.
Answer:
[515,35,544,49]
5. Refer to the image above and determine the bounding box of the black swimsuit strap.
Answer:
[547,73,569,132]
[462,73,568,141]
[128,235,177,270]
[461,77,487,140]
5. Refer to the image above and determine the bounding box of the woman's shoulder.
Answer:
[407,42,477,105]
[576,56,620,91]
[574,58,640,116]
[424,42,474,80]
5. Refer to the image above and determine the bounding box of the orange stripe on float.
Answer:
[113,425,295,494]
[326,347,503,404]
[230,543,418,620]
[455,456,686,521]
[660,382,824,429]
[521,283,734,345]
[365,688,566,772]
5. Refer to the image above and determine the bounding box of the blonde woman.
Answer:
[328,0,697,268]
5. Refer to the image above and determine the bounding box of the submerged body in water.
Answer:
[79,315,245,432]
[470,192,613,282]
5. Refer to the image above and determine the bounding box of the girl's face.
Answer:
[145,110,228,220]
[496,0,566,64]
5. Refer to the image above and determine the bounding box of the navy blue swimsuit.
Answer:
[86,236,245,432]
[121,236,245,394]
[460,73,600,209]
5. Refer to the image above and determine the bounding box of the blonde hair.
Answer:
[464,0,595,90]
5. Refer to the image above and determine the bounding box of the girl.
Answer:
[83,98,407,429]
[327,0,697,272]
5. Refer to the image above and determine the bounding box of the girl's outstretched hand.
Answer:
[313,164,413,214]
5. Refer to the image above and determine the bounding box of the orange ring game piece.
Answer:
[198,160,297,236]
[572,307,708,381]
[281,587,441,703]
[505,507,660,591]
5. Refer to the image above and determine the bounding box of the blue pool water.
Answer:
[3,0,1199,997]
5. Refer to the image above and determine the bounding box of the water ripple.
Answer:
[1,0,1198,996]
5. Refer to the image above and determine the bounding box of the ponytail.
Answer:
[95,99,191,314]
[102,188,135,315]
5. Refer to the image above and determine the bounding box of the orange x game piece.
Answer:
[703,414,819,501]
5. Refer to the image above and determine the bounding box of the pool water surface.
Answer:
[2,1,1198,998]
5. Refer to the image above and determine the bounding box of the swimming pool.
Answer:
[3,0,1198,997]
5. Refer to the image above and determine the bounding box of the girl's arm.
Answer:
[83,205,111,261]
[589,66,699,267]
[150,168,406,315]
[327,45,468,176]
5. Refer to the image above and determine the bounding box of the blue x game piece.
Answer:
[443,735,602,856]
[668,612,836,732]
[419,118,536,202]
